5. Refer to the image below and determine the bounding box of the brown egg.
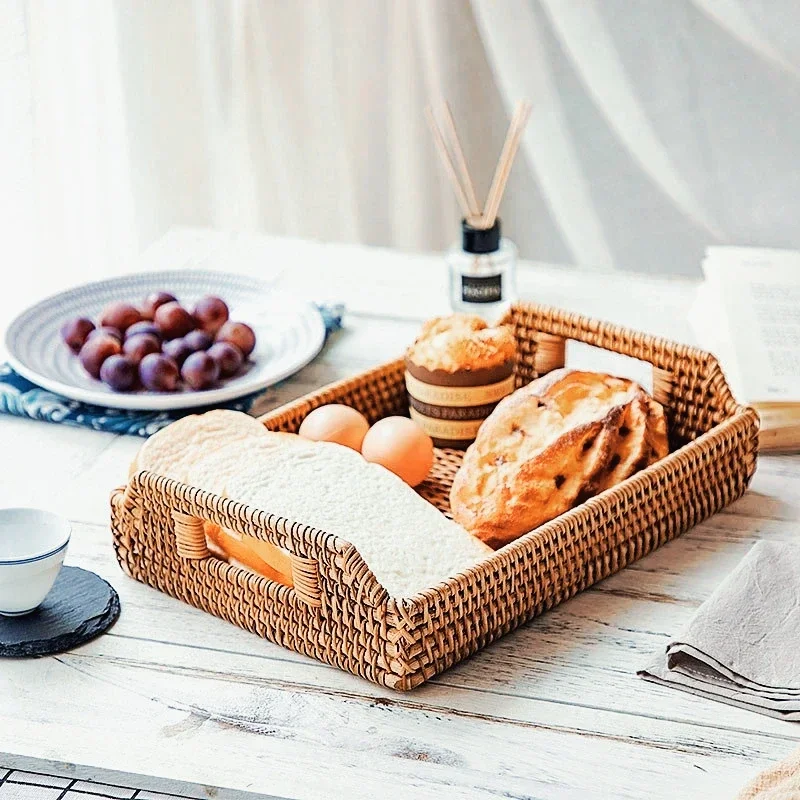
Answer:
[361,416,434,487]
[298,405,370,451]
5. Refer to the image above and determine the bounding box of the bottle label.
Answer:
[461,273,502,304]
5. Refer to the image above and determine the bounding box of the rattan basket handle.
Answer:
[169,507,324,607]
[172,511,210,559]
[652,366,673,407]
[128,472,332,608]
[533,332,567,374]
[531,331,676,408]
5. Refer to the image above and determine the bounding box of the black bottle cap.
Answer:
[462,218,501,254]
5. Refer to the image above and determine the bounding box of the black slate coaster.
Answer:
[0,566,120,657]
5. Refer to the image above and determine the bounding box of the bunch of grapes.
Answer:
[60,292,256,393]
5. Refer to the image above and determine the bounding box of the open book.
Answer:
[690,247,800,452]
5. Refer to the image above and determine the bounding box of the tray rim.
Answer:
[125,401,758,607]
[111,300,761,690]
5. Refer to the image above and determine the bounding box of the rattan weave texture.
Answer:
[111,303,759,690]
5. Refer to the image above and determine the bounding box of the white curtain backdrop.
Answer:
[4,0,800,287]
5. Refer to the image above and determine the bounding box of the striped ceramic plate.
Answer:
[4,270,325,411]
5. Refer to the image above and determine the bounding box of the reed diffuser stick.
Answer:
[425,105,472,220]
[426,97,531,230]
[482,101,532,228]
[441,102,481,221]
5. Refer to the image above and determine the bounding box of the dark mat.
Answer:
[0,566,120,657]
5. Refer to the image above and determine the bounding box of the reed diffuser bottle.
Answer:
[447,218,517,321]
[427,100,530,321]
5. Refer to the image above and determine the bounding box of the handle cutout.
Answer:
[172,510,324,608]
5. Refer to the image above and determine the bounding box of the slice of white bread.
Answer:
[183,430,311,587]
[186,428,314,495]
[129,410,296,584]
[129,409,269,481]
[187,436,492,598]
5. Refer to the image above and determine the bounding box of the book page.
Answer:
[703,253,800,404]
[688,281,745,401]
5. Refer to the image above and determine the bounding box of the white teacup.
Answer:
[0,508,71,616]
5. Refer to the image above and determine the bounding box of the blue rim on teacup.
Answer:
[0,538,71,566]
[0,508,71,616]
[0,508,71,564]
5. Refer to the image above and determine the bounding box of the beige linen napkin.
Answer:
[639,541,800,721]
[736,747,800,799]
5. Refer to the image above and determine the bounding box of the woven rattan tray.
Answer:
[111,303,759,690]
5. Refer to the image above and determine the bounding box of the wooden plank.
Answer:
[0,647,787,800]
[55,518,800,742]
[0,417,124,523]
[63,620,800,754]
[1,229,796,799]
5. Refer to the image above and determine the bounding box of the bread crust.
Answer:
[405,314,517,373]
[450,369,669,548]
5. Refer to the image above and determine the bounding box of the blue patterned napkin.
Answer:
[0,304,343,437]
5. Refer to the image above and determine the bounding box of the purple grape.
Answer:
[183,330,213,352]
[192,295,229,335]
[123,333,161,364]
[181,351,219,390]
[79,335,122,379]
[99,302,141,332]
[162,338,193,367]
[139,353,179,392]
[141,291,177,321]
[99,354,138,392]
[60,317,95,353]
[208,342,244,378]
[88,326,123,342]
[125,321,161,340]
[154,302,194,339]
[216,321,256,357]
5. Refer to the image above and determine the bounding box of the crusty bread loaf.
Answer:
[450,369,669,548]
[187,437,492,598]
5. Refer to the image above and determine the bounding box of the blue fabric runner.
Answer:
[0,304,343,437]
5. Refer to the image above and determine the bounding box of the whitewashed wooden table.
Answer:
[1,229,798,800]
